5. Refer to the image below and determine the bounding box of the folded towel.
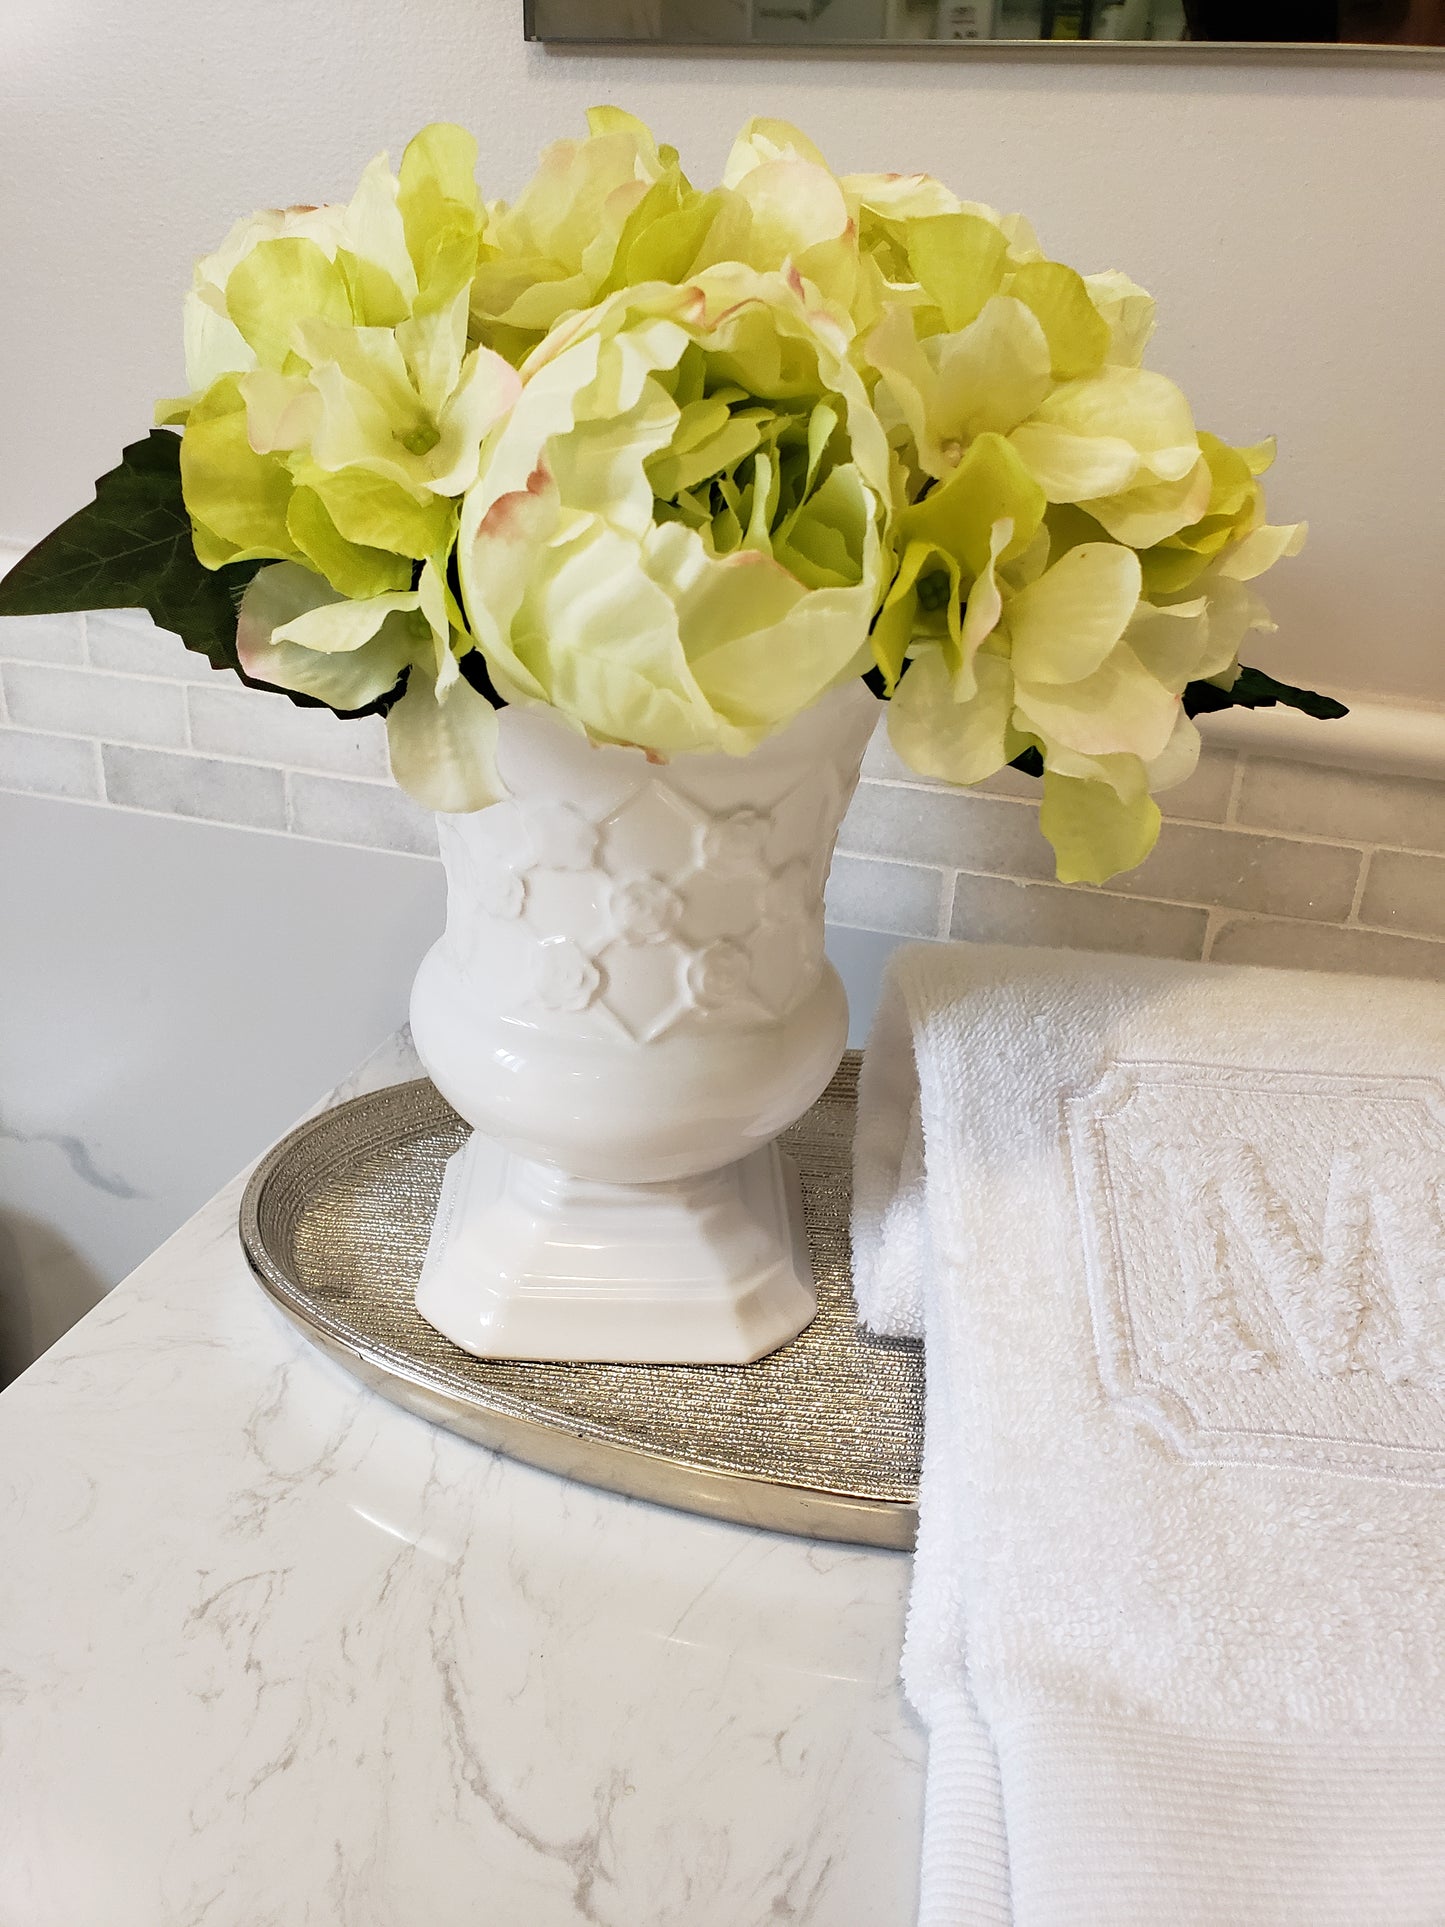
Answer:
[854,941,1445,1927]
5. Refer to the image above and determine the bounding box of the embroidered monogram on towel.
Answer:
[1067,1063,1445,1481]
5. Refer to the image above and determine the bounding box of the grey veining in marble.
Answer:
[0,1031,925,1926]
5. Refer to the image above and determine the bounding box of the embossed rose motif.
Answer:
[700,808,770,874]
[687,941,752,1010]
[524,801,598,871]
[473,861,526,920]
[609,874,683,944]
[534,940,601,1013]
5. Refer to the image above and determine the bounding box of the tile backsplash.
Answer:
[3,607,1443,983]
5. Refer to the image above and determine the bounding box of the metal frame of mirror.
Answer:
[525,0,1445,48]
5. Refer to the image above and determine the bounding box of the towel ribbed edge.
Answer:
[916,1691,1012,1927]
[994,1712,1445,1926]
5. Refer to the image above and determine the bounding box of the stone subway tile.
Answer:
[1235,755,1445,856]
[1357,849,1445,941]
[1108,819,1361,922]
[0,611,86,665]
[287,772,440,857]
[102,744,287,832]
[188,684,391,780]
[3,663,188,749]
[0,727,103,801]
[825,853,944,938]
[950,871,1209,962]
[1209,914,1445,981]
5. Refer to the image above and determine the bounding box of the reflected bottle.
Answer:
[934,0,999,33]
[1091,0,1153,33]
[1039,0,1094,31]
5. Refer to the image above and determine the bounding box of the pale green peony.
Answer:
[457,262,891,757]
[471,107,680,349]
[472,110,862,359]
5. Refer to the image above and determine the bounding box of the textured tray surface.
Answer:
[241,1053,922,1545]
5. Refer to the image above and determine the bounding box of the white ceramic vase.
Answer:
[409,679,878,1365]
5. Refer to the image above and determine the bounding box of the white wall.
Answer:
[2,1,1442,703]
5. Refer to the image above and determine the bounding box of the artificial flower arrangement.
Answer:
[0,111,1342,883]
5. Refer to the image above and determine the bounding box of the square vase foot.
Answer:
[414,1133,819,1364]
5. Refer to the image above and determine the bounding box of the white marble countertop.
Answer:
[0,1037,924,1927]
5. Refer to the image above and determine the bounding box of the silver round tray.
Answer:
[240,1053,921,1549]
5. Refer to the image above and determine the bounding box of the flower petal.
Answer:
[225,238,352,370]
[236,562,411,707]
[285,487,412,600]
[929,296,1053,444]
[1216,519,1308,581]
[1081,270,1156,368]
[1007,542,1142,686]
[1013,641,1178,762]
[888,644,1014,786]
[1038,769,1161,884]
[386,663,504,814]
[1007,260,1109,381]
[906,212,1008,331]
[179,376,299,562]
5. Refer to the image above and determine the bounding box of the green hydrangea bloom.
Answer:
[163,124,517,599]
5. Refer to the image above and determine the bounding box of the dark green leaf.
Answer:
[1184,665,1348,722]
[1008,744,1045,778]
[0,430,262,672]
[0,429,405,720]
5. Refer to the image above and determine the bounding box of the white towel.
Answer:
[853,941,1445,1927]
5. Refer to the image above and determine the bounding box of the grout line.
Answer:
[1187,900,1445,955]
[944,862,1252,919]
[855,770,1382,857]
[283,768,296,834]
[858,772,1035,801]
[0,718,391,786]
[0,783,441,863]
[0,659,204,689]
[834,846,956,877]
[1350,907,1442,942]
[937,869,958,940]
[5,782,1445,952]
[1224,752,1246,827]
[1345,848,1371,926]
[2,719,1441,852]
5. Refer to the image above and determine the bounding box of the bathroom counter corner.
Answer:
[0,1035,923,1927]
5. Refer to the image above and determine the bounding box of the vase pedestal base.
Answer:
[414,1132,818,1364]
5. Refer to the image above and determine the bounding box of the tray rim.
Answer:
[239,1079,918,1553]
